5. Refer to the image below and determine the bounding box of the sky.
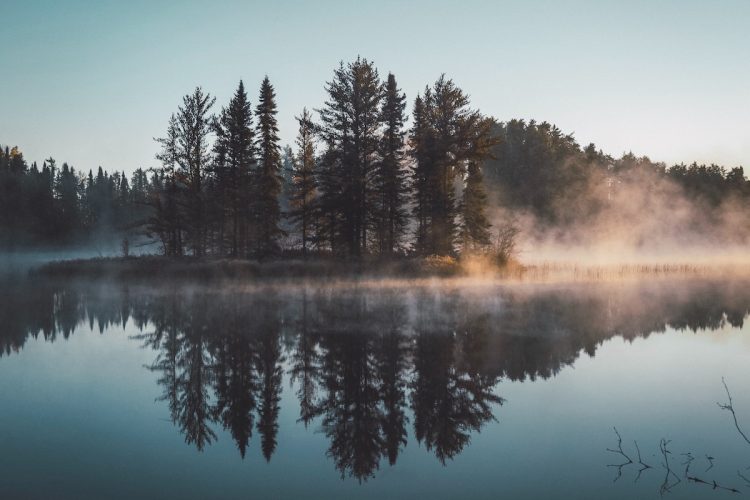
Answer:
[1,0,748,175]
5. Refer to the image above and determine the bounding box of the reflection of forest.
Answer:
[1,279,748,481]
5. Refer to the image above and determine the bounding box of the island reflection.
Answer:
[1,278,748,482]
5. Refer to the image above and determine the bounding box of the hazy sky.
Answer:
[1,0,748,174]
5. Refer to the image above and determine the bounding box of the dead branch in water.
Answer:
[633,440,652,481]
[718,378,750,446]
[686,476,741,494]
[681,452,695,477]
[606,427,633,482]
[705,454,715,472]
[659,439,681,496]
[605,430,743,495]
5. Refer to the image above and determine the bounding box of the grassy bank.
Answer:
[31,255,466,282]
[29,255,750,285]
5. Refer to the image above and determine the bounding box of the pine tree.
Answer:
[289,108,318,257]
[461,162,492,250]
[411,95,431,254]
[410,76,494,256]
[176,87,215,256]
[315,62,350,254]
[374,73,408,254]
[279,145,295,230]
[152,114,183,255]
[317,58,383,256]
[151,89,215,256]
[54,162,81,242]
[213,80,256,257]
[254,76,284,256]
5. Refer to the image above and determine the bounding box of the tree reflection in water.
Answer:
[1,278,749,481]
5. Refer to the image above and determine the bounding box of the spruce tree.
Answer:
[279,145,295,228]
[180,87,215,256]
[410,95,431,254]
[410,76,494,256]
[315,62,350,254]
[152,114,183,255]
[152,89,215,256]
[461,162,492,251]
[54,162,81,242]
[213,80,256,256]
[254,76,284,256]
[374,73,408,254]
[349,58,382,255]
[289,108,317,257]
[317,58,383,256]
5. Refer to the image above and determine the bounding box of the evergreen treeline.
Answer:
[0,145,150,251]
[146,60,495,258]
[484,120,750,232]
[2,58,748,256]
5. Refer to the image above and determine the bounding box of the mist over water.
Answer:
[1,277,749,498]
[2,2,748,499]
[482,122,750,268]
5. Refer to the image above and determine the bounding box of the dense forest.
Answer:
[0,147,150,250]
[1,57,748,257]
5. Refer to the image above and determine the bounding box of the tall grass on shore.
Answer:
[504,262,750,283]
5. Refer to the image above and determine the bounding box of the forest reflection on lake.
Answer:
[1,277,750,499]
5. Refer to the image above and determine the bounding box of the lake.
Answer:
[1,277,749,499]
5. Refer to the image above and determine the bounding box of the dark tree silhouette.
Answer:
[162,88,216,256]
[150,87,217,257]
[373,73,409,255]
[3,56,749,257]
[288,108,317,257]
[212,309,258,458]
[151,115,184,256]
[317,58,383,257]
[212,80,257,257]
[254,299,284,461]
[254,76,284,256]
[461,161,492,250]
[375,299,410,466]
[411,76,495,255]
[289,292,320,427]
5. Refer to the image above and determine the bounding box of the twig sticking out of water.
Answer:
[634,440,652,481]
[682,452,741,493]
[659,439,681,496]
[738,470,750,487]
[686,476,741,494]
[606,427,633,482]
[705,454,715,472]
[681,453,694,477]
[717,378,750,446]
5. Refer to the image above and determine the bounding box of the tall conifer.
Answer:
[254,76,284,256]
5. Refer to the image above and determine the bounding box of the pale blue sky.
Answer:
[1,0,748,174]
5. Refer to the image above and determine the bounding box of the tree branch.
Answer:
[717,378,750,446]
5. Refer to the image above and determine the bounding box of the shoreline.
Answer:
[25,255,750,286]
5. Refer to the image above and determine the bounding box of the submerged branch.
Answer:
[681,452,694,477]
[659,438,681,496]
[606,427,633,482]
[634,440,652,482]
[686,476,741,494]
[705,454,715,472]
[717,378,750,446]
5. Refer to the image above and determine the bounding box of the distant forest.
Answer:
[1,57,748,257]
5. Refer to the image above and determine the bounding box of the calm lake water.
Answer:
[1,277,749,499]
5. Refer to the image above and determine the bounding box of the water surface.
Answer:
[1,278,749,499]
